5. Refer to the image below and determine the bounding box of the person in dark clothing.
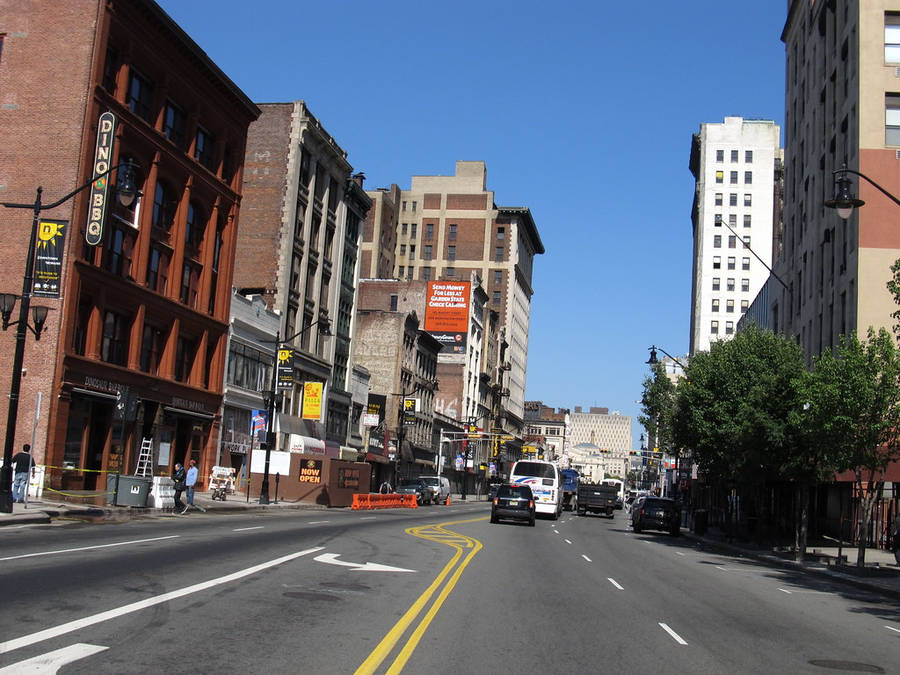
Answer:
[892,513,900,566]
[172,463,186,512]
[12,444,33,504]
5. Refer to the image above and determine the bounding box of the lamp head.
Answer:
[0,293,17,330]
[646,346,659,366]
[116,160,142,208]
[31,305,50,340]
[318,318,332,336]
[824,170,864,219]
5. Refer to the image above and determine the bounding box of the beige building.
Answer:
[566,406,631,479]
[774,2,900,354]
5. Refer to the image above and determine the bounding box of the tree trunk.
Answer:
[795,482,808,562]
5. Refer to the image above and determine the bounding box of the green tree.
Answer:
[638,362,677,456]
[805,328,900,567]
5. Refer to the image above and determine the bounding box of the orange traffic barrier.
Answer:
[352,493,417,510]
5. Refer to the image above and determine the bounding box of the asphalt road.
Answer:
[0,505,897,674]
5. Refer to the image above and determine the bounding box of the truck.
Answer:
[576,482,618,517]
[560,469,579,511]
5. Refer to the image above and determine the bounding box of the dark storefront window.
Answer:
[227,342,271,392]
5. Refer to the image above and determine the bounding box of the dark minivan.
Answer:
[631,496,680,535]
[490,484,535,526]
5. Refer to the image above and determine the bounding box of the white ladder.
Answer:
[135,437,153,477]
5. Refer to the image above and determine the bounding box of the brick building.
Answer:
[0,0,259,495]
[236,101,370,454]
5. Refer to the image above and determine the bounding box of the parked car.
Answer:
[418,475,450,503]
[396,478,433,505]
[631,496,680,535]
[490,484,535,526]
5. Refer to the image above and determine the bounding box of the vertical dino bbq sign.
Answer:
[85,112,117,246]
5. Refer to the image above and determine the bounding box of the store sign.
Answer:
[299,459,323,484]
[338,467,360,489]
[363,413,380,427]
[33,219,67,297]
[276,347,295,391]
[85,112,117,246]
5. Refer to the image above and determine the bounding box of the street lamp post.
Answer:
[258,318,331,504]
[0,161,140,513]
[824,164,898,219]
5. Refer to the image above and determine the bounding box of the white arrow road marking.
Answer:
[313,553,415,573]
[0,536,180,562]
[659,623,688,645]
[607,578,624,590]
[581,554,592,562]
[0,547,323,655]
[886,626,900,634]
[564,539,572,545]
[0,643,108,673]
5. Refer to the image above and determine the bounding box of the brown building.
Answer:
[0,0,258,496]
[235,101,370,454]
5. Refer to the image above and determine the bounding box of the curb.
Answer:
[683,531,900,602]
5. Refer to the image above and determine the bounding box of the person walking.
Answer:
[172,462,186,512]
[182,459,206,514]
[892,512,900,566]
[12,444,33,504]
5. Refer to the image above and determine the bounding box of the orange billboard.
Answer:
[424,281,470,353]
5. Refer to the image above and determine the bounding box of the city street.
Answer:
[1,505,897,674]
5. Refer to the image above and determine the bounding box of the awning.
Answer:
[288,435,325,454]
[365,452,389,464]
[325,441,340,459]
[414,458,435,468]
[71,387,117,401]
[163,406,214,420]
[339,446,359,461]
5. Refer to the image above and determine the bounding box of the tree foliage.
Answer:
[638,363,676,455]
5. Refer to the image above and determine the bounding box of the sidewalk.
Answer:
[681,526,900,601]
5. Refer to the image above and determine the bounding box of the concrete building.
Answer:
[0,0,259,498]
[774,2,900,359]
[689,117,782,354]
[236,101,370,453]
[366,161,544,434]
[523,401,567,461]
[566,406,631,479]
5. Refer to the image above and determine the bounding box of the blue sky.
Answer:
[157,0,788,445]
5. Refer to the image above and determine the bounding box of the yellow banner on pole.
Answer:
[302,381,323,420]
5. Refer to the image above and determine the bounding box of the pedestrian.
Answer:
[379,480,393,494]
[182,459,206,514]
[12,444,33,504]
[172,462,186,512]
[892,512,900,566]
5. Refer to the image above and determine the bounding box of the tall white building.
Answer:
[689,117,782,355]
[566,406,631,479]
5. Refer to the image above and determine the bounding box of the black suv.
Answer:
[396,479,433,505]
[490,484,535,526]
[631,496,680,535]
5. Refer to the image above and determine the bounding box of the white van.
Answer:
[510,459,562,519]
[419,475,450,503]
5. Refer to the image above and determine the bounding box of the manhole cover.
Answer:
[282,591,340,602]
[808,660,884,673]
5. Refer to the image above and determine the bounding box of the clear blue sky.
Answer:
[157,0,787,445]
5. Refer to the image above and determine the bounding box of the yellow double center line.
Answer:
[355,517,486,675]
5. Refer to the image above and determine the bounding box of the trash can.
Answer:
[693,509,708,536]
[108,474,152,507]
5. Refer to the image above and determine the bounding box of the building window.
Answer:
[185,201,205,252]
[744,193,752,207]
[152,181,175,234]
[713,235,722,248]
[409,244,416,261]
[743,214,752,228]
[743,236,751,247]
[714,214,723,226]
[101,310,129,366]
[744,171,752,184]
[716,150,724,162]
[725,321,734,335]
[742,257,750,271]
[180,262,200,307]
[728,235,736,248]
[712,256,721,270]
[497,227,505,239]
[712,277,720,291]
[741,278,750,292]
[715,171,724,184]
[730,171,738,184]
[727,278,735,292]
[446,267,455,277]
[146,246,169,294]
[494,246,504,262]
[424,244,432,260]
[745,150,753,163]
[399,244,406,256]
[140,323,165,374]
[412,201,417,211]
[712,299,720,312]
[711,320,719,335]
[401,222,408,235]
[886,13,900,62]
[730,150,739,162]
[402,201,407,212]
[741,299,749,312]
[410,223,417,237]
[106,226,135,278]
[729,193,737,206]
[102,47,119,94]
[728,214,737,227]
[727,257,736,270]
[425,223,434,239]
[726,299,734,313]
[175,335,196,382]
[163,100,186,148]
[397,265,404,278]
[390,294,398,311]
[493,291,501,304]
[448,245,456,261]
[195,126,216,171]
[715,193,723,206]
[422,267,432,281]
[494,270,502,284]
[449,223,457,240]
[887,94,900,145]
[126,68,154,122]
